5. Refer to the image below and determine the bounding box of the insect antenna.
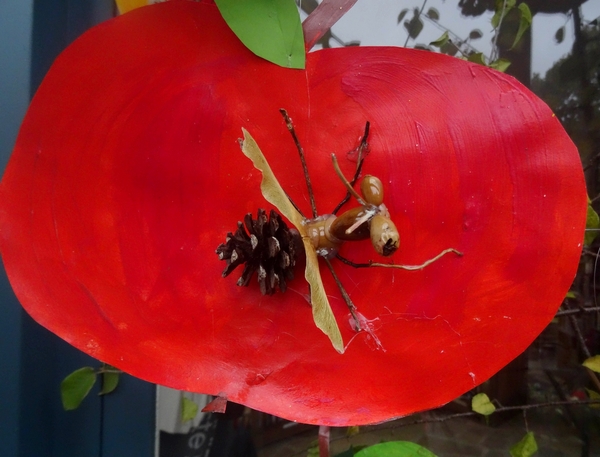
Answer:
[280,109,318,218]
[332,121,370,215]
[336,248,462,270]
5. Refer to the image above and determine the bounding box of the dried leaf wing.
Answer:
[240,129,344,352]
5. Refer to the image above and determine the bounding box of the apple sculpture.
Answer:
[0,0,586,425]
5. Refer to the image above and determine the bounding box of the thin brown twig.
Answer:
[323,257,361,331]
[332,121,370,215]
[555,306,600,316]
[280,109,318,218]
[371,399,600,429]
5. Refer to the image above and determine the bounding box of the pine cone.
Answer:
[216,209,300,295]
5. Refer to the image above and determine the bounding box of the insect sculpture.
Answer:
[216,110,462,344]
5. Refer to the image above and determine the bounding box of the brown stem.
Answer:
[302,0,359,50]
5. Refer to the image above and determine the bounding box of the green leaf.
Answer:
[467,52,487,65]
[555,26,565,44]
[99,370,120,396]
[397,8,409,24]
[585,388,600,408]
[583,355,600,373]
[354,441,437,457]
[426,8,440,21]
[61,367,97,410]
[510,432,538,457]
[430,31,449,48]
[510,3,532,49]
[439,40,459,56]
[491,0,516,29]
[585,197,599,245]
[307,443,320,457]
[346,425,360,437]
[472,393,496,415]
[181,397,199,422]
[404,9,424,40]
[214,0,305,69]
[565,291,577,299]
[469,29,483,40]
[490,58,511,72]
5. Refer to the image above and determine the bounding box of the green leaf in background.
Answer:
[489,58,511,72]
[181,397,199,422]
[61,367,97,410]
[469,29,483,40]
[585,388,600,408]
[491,0,516,29]
[354,441,437,457]
[510,3,532,49]
[430,31,449,48]
[346,425,360,437]
[585,197,599,245]
[555,26,565,43]
[215,0,305,69]
[426,8,440,21]
[404,9,424,40]
[472,393,496,415]
[583,355,600,373]
[510,432,538,457]
[99,370,120,396]
[397,8,409,24]
[467,52,486,65]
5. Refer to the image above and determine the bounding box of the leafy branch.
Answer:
[60,363,121,410]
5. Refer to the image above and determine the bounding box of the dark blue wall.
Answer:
[0,1,156,455]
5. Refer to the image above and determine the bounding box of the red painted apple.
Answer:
[0,1,586,425]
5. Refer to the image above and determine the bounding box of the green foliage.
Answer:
[404,8,424,40]
[585,197,599,245]
[181,397,199,422]
[354,441,437,456]
[61,367,97,410]
[426,8,440,21]
[492,0,516,29]
[510,432,538,457]
[583,355,600,373]
[585,388,600,408]
[489,58,511,72]
[511,3,532,50]
[214,0,305,69]
[531,20,600,167]
[99,370,120,395]
[430,31,449,48]
[472,393,496,415]
[397,8,409,24]
[555,26,565,44]
[61,364,121,410]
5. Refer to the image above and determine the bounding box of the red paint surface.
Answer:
[0,2,586,425]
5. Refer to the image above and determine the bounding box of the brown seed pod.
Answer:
[370,214,399,256]
[360,175,384,206]
[328,206,372,241]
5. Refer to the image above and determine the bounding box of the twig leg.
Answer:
[280,109,318,218]
[323,257,362,331]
